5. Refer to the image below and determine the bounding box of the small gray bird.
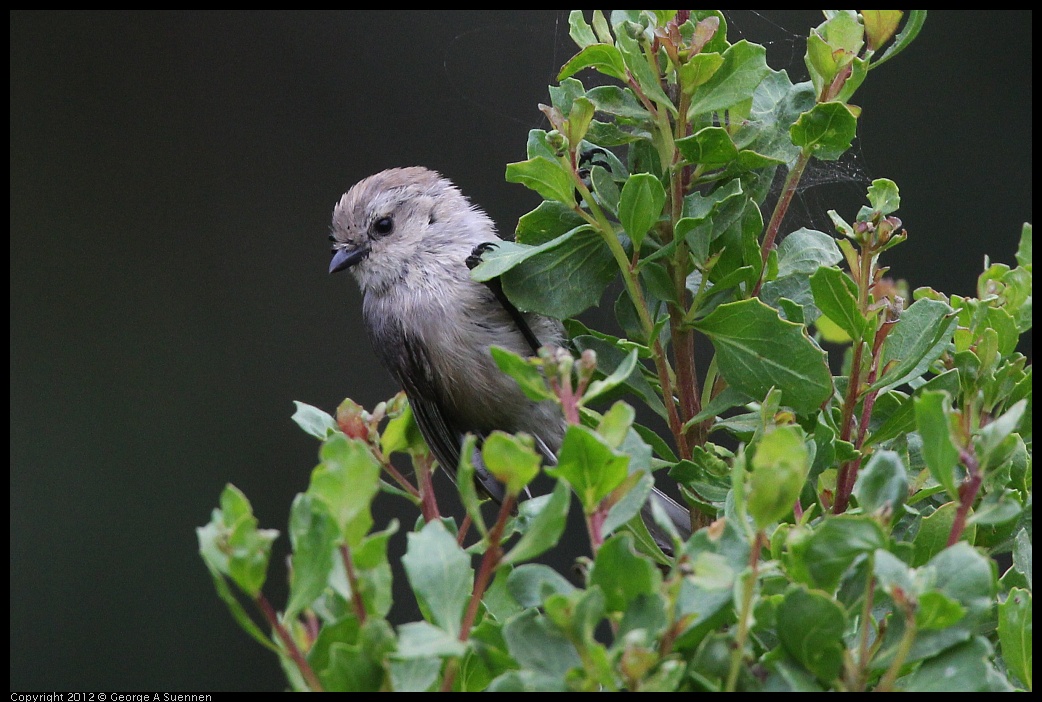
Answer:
[328,166,691,548]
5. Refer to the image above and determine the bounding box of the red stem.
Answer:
[441,493,516,692]
[833,340,866,514]
[256,593,324,692]
[753,151,811,296]
[339,544,367,624]
[416,453,441,522]
[948,448,981,546]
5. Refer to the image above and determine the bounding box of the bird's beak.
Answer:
[329,244,369,274]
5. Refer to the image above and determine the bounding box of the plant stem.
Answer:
[833,340,866,514]
[339,544,367,625]
[416,452,441,522]
[853,574,876,691]
[441,493,516,692]
[835,251,885,512]
[753,151,811,296]
[666,90,704,449]
[725,531,763,692]
[371,445,421,500]
[948,447,982,546]
[572,180,689,459]
[256,593,324,692]
[670,306,703,448]
[460,495,514,640]
[875,610,916,692]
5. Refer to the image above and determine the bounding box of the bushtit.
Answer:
[328,166,691,549]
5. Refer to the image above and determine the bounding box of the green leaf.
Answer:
[875,548,993,675]
[790,102,858,161]
[1013,528,1032,591]
[482,431,542,497]
[292,401,339,439]
[748,425,810,529]
[865,369,960,446]
[505,156,574,204]
[861,10,903,52]
[566,96,595,146]
[502,610,581,684]
[572,334,667,419]
[543,587,606,653]
[1015,222,1032,268]
[321,620,394,692]
[872,298,958,393]
[589,165,621,218]
[810,266,865,340]
[870,10,927,70]
[507,563,576,608]
[775,227,843,277]
[851,449,907,516]
[285,494,339,618]
[470,226,617,319]
[584,349,638,406]
[591,10,613,44]
[688,40,771,117]
[558,43,627,82]
[401,520,472,637]
[679,52,726,95]
[975,399,1027,471]
[618,173,665,249]
[914,391,960,500]
[526,129,561,161]
[912,502,969,566]
[595,401,636,448]
[308,435,381,546]
[567,10,597,49]
[805,12,863,96]
[589,532,661,612]
[866,178,900,215]
[804,516,886,592]
[502,481,571,566]
[614,27,675,114]
[381,403,424,458]
[489,346,554,402]
[389,657,441,692]
[548,77,586,117]
[547,424,629,513]
[511,237,616,319]
[515,200,587,246]
[694,298,833,415]
[395,621,467,659]
[899,637,1003,692]
[733,71,816,167]
[675,126,739,169]
[456,434,488,537]
[998,588,1032,690]
[197,484,279,599]
[872,548,914,597]
[603,471,654,536]
[344,522,397,619]
[777,585,846,683]
[915,591,967,630]
[674,521,749,648]
[584,84,648,120]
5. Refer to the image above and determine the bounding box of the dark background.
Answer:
[10,11,1031,691]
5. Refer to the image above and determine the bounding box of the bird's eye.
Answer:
[371,216,394,237]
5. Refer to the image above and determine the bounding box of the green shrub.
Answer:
[199,11,1031,691]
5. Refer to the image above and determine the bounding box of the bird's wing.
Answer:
[390,333,507,503]
[466,242,543,356]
